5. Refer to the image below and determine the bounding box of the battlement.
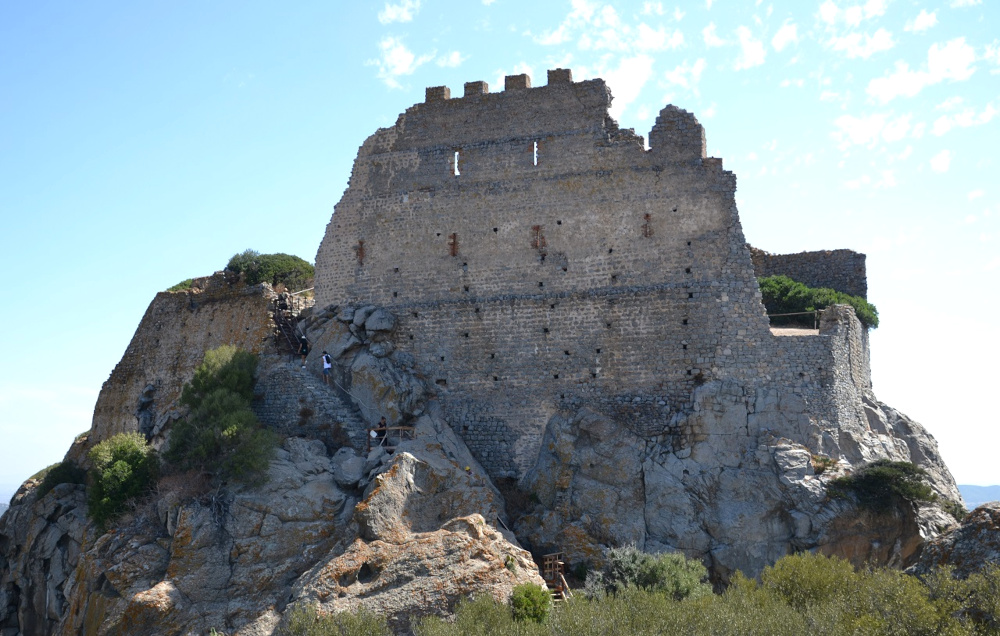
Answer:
[425,68,574,104]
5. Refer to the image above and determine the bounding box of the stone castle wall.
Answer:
[314,70,870,478]
[750,247,867,298]
[85,273,278,452]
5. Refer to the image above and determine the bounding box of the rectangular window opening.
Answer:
[453,151,461,176]
[533,141,539,166]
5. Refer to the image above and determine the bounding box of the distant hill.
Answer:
[959,485,1000,509]
[0,503,7,515]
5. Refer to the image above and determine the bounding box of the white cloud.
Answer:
[936,96,964,110]
[867,37,977,103]
[674,7,685,21]
[820,0,886,27]
[371,37,434,88]
[845,174,872,189]
[703,22,725,47]
[636,23,684,51]
[605,55,655,120]
[969,189,985,200]
[703,103,717,117]
[772,22,799,52]
[663,58,707,92]
[905,10,938,33]
[642,1,665,14]
[876,170,897,188]
[378,0,421,24]
[734,26,766,70]
[930,149,952,173]
[882,114,912,141]
[747,151,758,160]
[950,0,982,6]
[781,78,805,88]
[931,100,998,135]
[483,0,496,4]
[985,41,1000,73]
[829,28,894,59]
[864,0,888,19]
[819,1,839,25]
[832,112,887,148]
[706,0,714,8]
[436,51,467,68]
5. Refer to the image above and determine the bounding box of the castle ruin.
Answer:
[314,69,877,480]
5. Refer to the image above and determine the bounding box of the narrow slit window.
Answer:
[453,151,461,176]
[533,141,539,166]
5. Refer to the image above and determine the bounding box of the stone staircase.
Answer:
[254,356,369,453]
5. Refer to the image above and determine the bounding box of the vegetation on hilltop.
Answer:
[758,274,879,328]
[227,249,314,291]
[165,250,314,292]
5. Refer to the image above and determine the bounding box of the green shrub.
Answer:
[761,552,857,612]
[227,250,315,291]
[180,344,258,407]
[87,432,158,527]
[280,602,391,636]
[586,544,710,600]
[29,463,59,481]
[36,460,87,498]
[167,278,194,292]
[758,275,879,328]
[165,346,276,485]
[828,459,936,513]
[510,583,552,623]
[941,498,968,522]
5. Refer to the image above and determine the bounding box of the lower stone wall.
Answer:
[750,246,867,299]
[386,277,771,477]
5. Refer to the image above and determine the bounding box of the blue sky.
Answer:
[1,0,997,498]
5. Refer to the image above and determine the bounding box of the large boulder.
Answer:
[909,503,1000,578]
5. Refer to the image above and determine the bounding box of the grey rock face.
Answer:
[517,378,961,581]
[909,503,1000,578]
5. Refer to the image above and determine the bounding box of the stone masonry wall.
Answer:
[314,69,864,478]
[86,273,278,452]
[750,246,868,299]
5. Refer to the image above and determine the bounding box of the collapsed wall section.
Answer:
[86,274,277,450]
[750,246,868,299]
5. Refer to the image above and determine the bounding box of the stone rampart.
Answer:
[85,273,278,452]
[313,69,871,478]
[750,246,867,298]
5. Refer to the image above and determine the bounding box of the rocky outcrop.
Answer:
[0,302,542,635]
[517,374,960,582]
[0,483,89,636]
[910,503,1000,578]
[0,296,966,634]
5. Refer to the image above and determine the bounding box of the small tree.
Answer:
[510,582,552,623]
[87,432,158,527]
[828,459,936,513]
[165,346,277,485]
[227,250,315,291]
[586,544,711,600]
